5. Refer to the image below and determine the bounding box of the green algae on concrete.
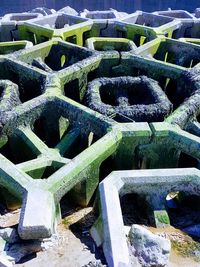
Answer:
[0,41,32,55]
[122,11,181,39]
[0,8,200,248]
[85,37,136,52]
[136,37,200,69]
[20,13,93,45]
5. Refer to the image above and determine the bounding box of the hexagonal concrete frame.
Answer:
[21,13,93,45]
[91,168,200,267]
[85,76,172,122]
[85,37,137,52]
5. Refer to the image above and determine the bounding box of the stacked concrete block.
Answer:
[0,13,42,41]
[14,39,102,101]
[20,13,93,45]
[80,8,128,20]
[85,37,137,52]
[92,20,158,45]
[0,40,32,55]
[153,9,200,39]
[153,9,196,19]
[0,56,118,239]
[84,76,172,122]
[0,5,200,267]
[136,37,200,69]
[122,11,181,38]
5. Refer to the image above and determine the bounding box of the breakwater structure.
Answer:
[0,5,200,267]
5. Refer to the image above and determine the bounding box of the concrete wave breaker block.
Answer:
[153,10,200,38]
[0,75,153,238]
[21,13,93,45]
[1,6,200,256]
[153,10,196,19]
[85,37,137,53]
[14,39,101,101]
[84,76,172,122]
[122,11,181,38]
[89,20,159,47]
[0,40,32,55]
[93,51,200,121]
[136,37,200,69]
[91,168,200,267]
[0,57,120,238]
[0,13,42,41]
[80,9,128,20]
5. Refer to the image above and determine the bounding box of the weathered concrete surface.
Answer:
[85,76,172,122]
[0,5,200,267]
[128,224,171,267]
[91,168,200,266]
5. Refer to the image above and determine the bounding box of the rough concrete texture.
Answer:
[30,7,56,16]
[0,4,200,267]
[0,13,42,42]
[128,224,171,267]
[80,8,128,20]
[85,76,172,122]
[85,37,137,54]
[153,10,196,19]
[92,168,200,266]
[21,13,93,45]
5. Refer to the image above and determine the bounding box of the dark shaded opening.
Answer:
[120,193,151,226]
[0,86,4,98]
[167,193,200,238]
[99,155,117,182]
[43,44,91,71]
[178,153,199,169]
[26,162,65,179]
[82,30,91,46]
[0,186,21,212]
[33,115,69,148]
[63,135,85,159]
[65,35,77,44]
[116,30,126,38]
[33,116,48,144]
[63,131,99,159]
[133,34,148,47]
[64,79,80,102]
[87,69,98,82]
[158,77,179,108]
[0,68,44,103]
[93,41,132,52]
[153,42,200,68]
[100,82,156,106]
[0,137,36,164]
